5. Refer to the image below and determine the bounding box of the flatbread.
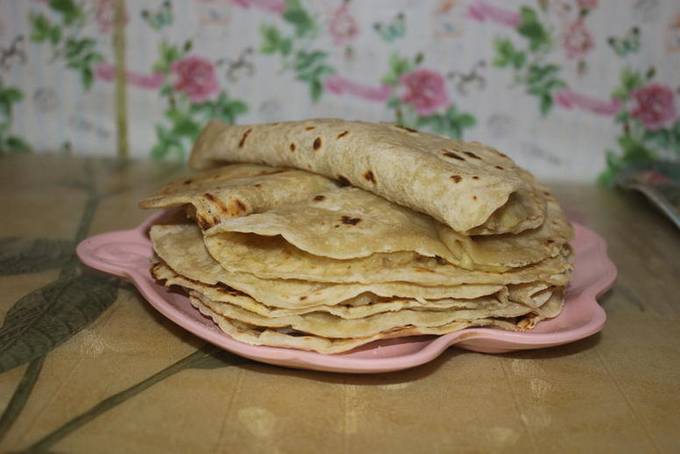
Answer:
[149,224,508,308]
[139,164,336,230]
[188,119,545,234]
[141,164,568,270]
[191,291,537,339]
[190,296,531,354]
[205,186,459,263]
[152,261,515,319]
[203,229,573,286]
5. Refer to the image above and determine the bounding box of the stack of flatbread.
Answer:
[140,119,573,354]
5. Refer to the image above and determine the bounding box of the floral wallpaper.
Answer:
[1,0,679,182]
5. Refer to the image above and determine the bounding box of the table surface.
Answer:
[0,154,679,453]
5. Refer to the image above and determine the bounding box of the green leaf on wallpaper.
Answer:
[0,273,119,373]
[416,107,477,139]
[4,136,31,153]
[493,38,525,69]
[153,42,185,74]
[612,68,643,101]
[517,6,550,51]
[382,53,414,86]
[29,13,56,43]
[643,123,680,154]
[618,134,655,163]
[283,0,315,37]
[49,0,82,26]
[0,238,74,275]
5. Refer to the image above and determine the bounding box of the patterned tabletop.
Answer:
[0,154,679,453]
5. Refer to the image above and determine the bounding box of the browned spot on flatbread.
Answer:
[336,175,351,187]
[305,126,315,131]
[463,151,481,160]
[183,179,192,185]
[203,192,230,214]
[238,128,252,147]
[363,170,376,183]
[300,296,307,301]
[290,143,296,151]
[227,198,248,216]
[472,195,478,200]
[337,130,349,138]
[442,150,465,161]
[450,175,462,183]
[472,176,479,180]
[495,165,504,170]
[254,183,262,188]
[313,195,325,201]
[196,214,215,230]
[313,137,322,150]
[341,215,361,225]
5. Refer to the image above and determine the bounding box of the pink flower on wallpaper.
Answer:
[400,69,451,116]
[328,2,358,46]
[630,83,678,130]
[563,19,594,59]
[95,0,127,33]
[171,56,219,102]
[576,0,598,11]
[230,0,285,14]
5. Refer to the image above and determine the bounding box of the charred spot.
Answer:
[228,198,247,215]
[341,215,362,225]
[546,239,555,244]
[300,296,307,301]
[495,165,504,170]
[336,175,351,187]
[196,215,215,230]
[305,126,316,131]
[183,179,192,185]
[472,176,479,180]
[254,183,262,188]
[442,150,465,161]
[472,195,478,201]
[290,143,296,151]
[396,124,418,133]
[337,130,349,138]
[204,192,231,214]
[313,137,322,150]
[543,191,550,196]
[238,128,253,147]
[435,256,448,265]
[313,195,326,201]
[463,151,482,160]
[363,170,376,183]
[450,175,462,183]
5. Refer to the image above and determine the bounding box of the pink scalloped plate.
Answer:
[77,212,615,374]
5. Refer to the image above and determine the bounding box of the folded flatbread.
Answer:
[188,119,546,234]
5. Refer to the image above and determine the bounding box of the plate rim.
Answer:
[77,213,615,373]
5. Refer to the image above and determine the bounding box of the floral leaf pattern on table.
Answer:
[0,272,119,373]
[25,345,247,452]
[0,238,74,275]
